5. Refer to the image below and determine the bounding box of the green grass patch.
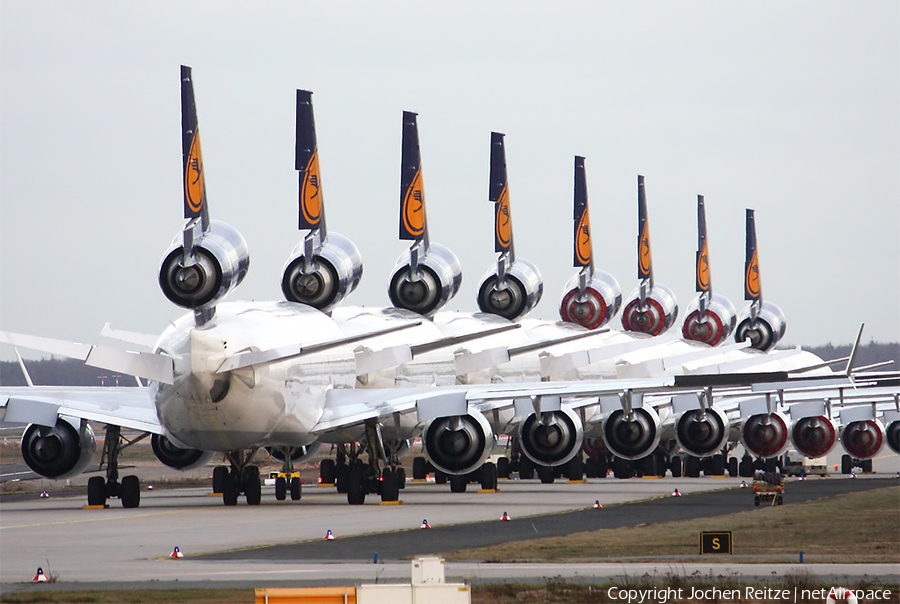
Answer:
[0,588,252,603]
[445,486,900,563]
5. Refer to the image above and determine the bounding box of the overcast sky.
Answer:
[1,1,898,361]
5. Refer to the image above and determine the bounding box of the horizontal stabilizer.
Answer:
[101,323,159,348]
[0,331,174,385]
[508,328,607,359]
[410,322,520,357]
[217,320,422,373]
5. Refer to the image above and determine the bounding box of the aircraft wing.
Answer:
[0,386,161,434]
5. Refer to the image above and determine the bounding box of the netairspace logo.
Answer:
[605,585,895,603]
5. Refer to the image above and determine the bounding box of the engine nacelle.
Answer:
[741,411,790,458]
[159,220,250,309]
[791,415,838,458]
[388,243,462,316]
[681,294,736,346]
[422,409,493,475]
[559,270,622,330]
[151,434,214,470]
[734,301,786,352]
[281,233,363,312]
[602,404,661,461]
[266,442,323,464]
[621,284,678,336]
[675,406,730,458]
[886,417,900,454]
[21,417,96,479]
[519,406,584,466]
[841,419,885,460]
[477,258,543,321]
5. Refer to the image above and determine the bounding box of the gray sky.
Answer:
[1,1,898,361]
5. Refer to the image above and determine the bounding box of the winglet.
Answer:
[846,323,865,376]
[637,175,653,291]
[180,65,209,232]
[296,90,326,236]
[489,132,514,261]
[573,156,593,272]
[14,348,34,387]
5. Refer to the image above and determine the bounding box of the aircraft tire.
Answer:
[244,467,262,505]
[497,456,511,479]
[88,476,106,507]
[396,466,406,489]
[728,457,738,477]
[412,456,428,480]
[709,454,726,476]
[449,474,467,493]
[320,459,336,484]
[347,466,366,505]
[121,475,140,509]
[290,477,302,500]
[567,456,584,481]
[613,457,632,479]
[584,457,599,478]
[764,457,778,473]
[381,468,399,502]
[212,466,228,493]
[861,458,873,473]
[519,456,535,479]
[336,462,350,493]
[841,454,852,474]
[434,469,448,484]
[538,464,555,484]
[739,456,755,477]
[481,462,498,490]
[670,455,683,478]
[222,471,239,506]
[684,455,701,478]
[275,477,287,501]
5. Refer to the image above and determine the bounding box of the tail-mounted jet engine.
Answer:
[265,442,323,465]
[477,258,543,321]
[159,221,250,309]
[675,406,730,458]
[741,411,791,458]
[478,132,543,321]
[389,243,462,316]
[560,157,621,329]
[282,233,363,311]
[791,415,838,458]
[841,419,886,460]
[602,399,662,461]
[422,409,494,475]
[284,90,363,312]
[735,302,786,352]
[682,294,736,346]
[151,434,214,471]
[21,417,96,480]
[519,405,584,466]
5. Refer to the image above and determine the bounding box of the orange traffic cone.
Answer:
[170,546,183,558]
[672,489,681,497]
[40,491,49,498]
[324,529,335,540]
[592,500,602,509]
[501,511,511,521]
[32,567,48,583]
[420,519,431,529]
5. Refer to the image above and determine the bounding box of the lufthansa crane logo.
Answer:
[402,167,426,239]
[638,222,652,278]
[301,150,322,226]
[697,240,710,292]
[184,129,205,214]
[575,206,592,266]
[495,186,511,250]
[746,250,761,299]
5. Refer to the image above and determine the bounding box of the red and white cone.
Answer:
[592,500,602,509]
[672,489,681,497]
[40,491,49,498]
[850,472,857,479]
[324,529,335,540]
[799,476,806,481]
[32,567,48,583]
[740,481,748,488]
[170,546,183,558]
[501,511,511,521]
[420,519,431,529]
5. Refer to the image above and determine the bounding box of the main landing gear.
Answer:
[211,448,263,506]
[87,425,146,508]
[319,423,407,505]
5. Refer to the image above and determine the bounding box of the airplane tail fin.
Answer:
[399,111,428,245]
[489,132,513,258]
[696,195,711,295]
[295,90,326,235]
[734,209,786,351]
[636,174,653,288]
[180,65,210,233]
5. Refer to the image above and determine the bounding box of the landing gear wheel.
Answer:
[243,466,262,506]
[412,456,428,480]
[567,456,584,481]
[290,477,302,500]
[434,469,448,485]
[449,474,468,493]
[320,459,336,485]
[335,462,350,493]
[222,470,239,506]
[841,454,852,475]
[121,475,140,509]
[381,468,400,502]
[584,457,599,478]
[275,476,287,501]
[213,466,229,493]
[728,457,738,477]
[497,457,511,479]
[739,456,755,477]
[519,456,535,480]
[670,455,683,478]
[538,465,555,484]
[88,476,107,507]
[861,459,873,473]
[480,462,498,491]
[684,455,701,478]
[396,467,406,490]
[347,465,367,505]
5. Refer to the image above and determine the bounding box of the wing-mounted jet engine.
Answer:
[151,434,215,470]
[734,209,786,351]
[388,112,462,317]
[559,156,622,330]
[788,401,838,458]
[516,396,584,467]
[20,417,96,479]
[621,175,678,336]
[159,66,249,322]
[885,410,900,454]
[476,132,543,320]
[681,196,736,346]
[672,391,731,458]
[600,391,662,461]
[839,406,886,460]
[281,90,363,312]
[739,397,791,460]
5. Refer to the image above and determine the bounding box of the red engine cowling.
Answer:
[681,293,736,346]
[559,271,622,330]
[841,419,885,459]
[741,411,790,458]
[621,284,678,336]
[791,415,838,458]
